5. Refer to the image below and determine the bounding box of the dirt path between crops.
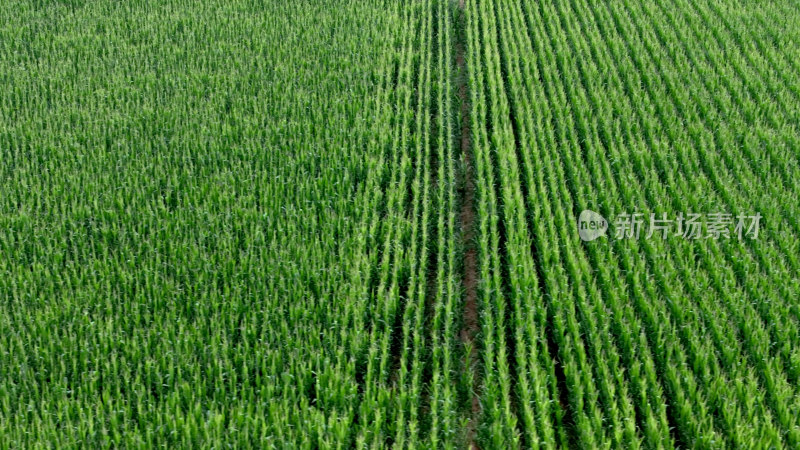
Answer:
[455,0,480,448]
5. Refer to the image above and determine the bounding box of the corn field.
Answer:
[1,0,799,448]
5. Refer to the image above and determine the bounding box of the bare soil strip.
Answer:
[454,0,480,448]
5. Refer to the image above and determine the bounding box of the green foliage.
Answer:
[2,0,799,447]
